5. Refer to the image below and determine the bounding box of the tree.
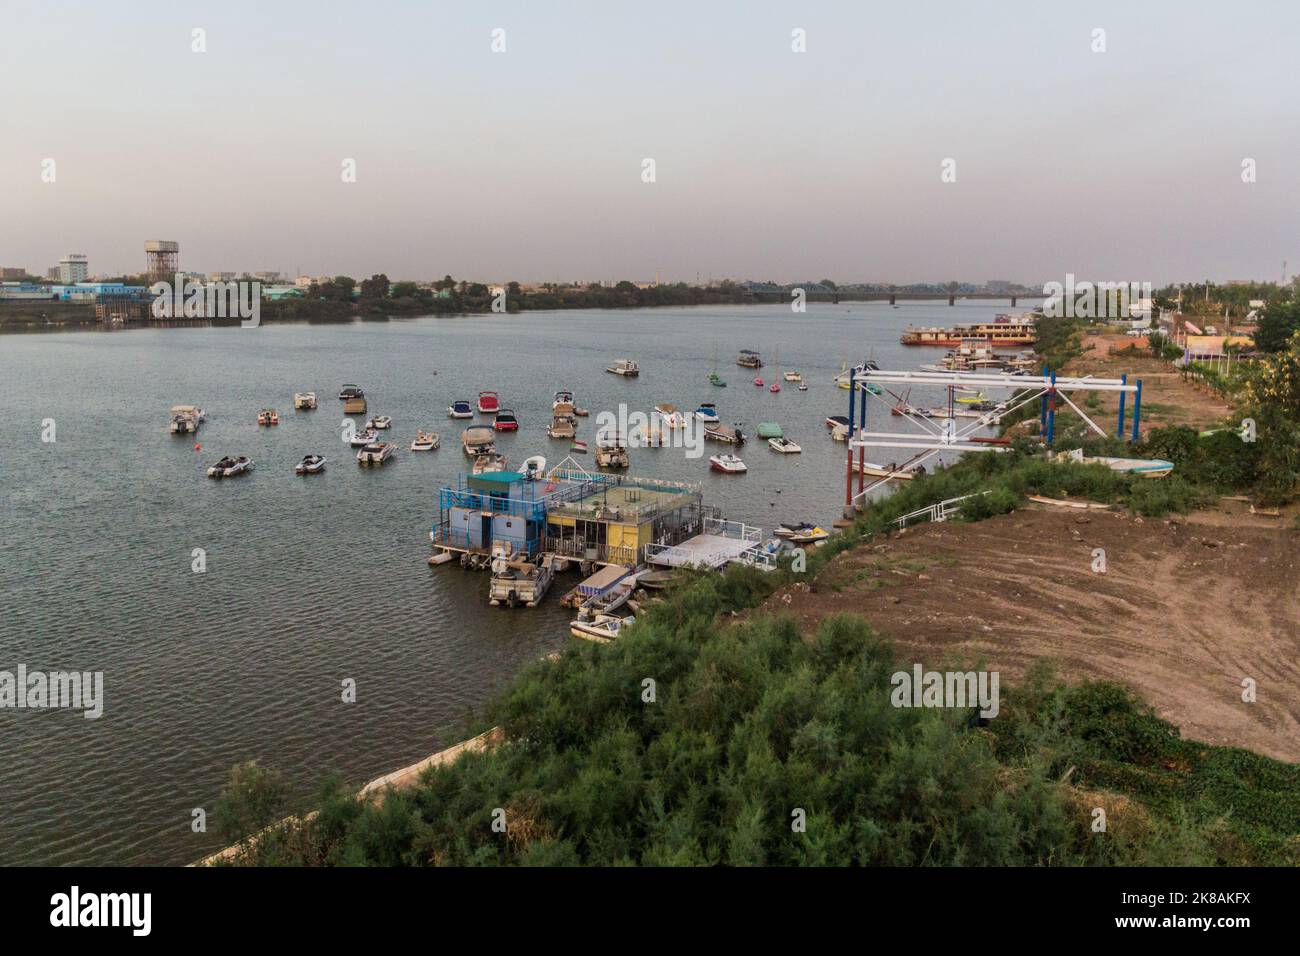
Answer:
[213,761,289,844]
[1255,299,1300,353]
[359,274,390,300]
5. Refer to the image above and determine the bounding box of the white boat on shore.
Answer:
[1059,448,1174,478]
[571,613,637,642]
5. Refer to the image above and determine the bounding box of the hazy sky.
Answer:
[3,0,1297,285]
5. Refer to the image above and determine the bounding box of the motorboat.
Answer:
[825,415,850,430]
[709,453,747,474]
[570,613,637,643]
[693,403,720,423]
[295,454,326,474]
[787,526,829,545]
[553,390,575,410]
[462,425,496,457]
[797,383,808,391]
[606,359,640,377]
[169,405,204,434]
[477,391,500,414]
[366,415,393,430]
[774,521,818,539]
[410,430,440,452]
[257,409,280,426]
[654,404,686,429]
[736,350,763,368]
[1058,448,1174,479]
[338,385,363,401]
[448,400,474,419]
[704,422,745,444]
[356,442,396,465]
[207,456,253,478]
[783,371,803,383]
[493,408,519,431]
[768,437,801,454]
[351,428,379,447]
[293,392,317,410]
[472,452,509,474]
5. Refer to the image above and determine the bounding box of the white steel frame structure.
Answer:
[843,367,1142,504]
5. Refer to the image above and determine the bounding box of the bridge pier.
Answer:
[1011,296,1016,307]
[889,293,896,305]
[948,294,955,306]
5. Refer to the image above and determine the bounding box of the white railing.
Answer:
[703,517,761,542]
[894,491,990,529]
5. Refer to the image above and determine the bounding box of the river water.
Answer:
[0,298,1037,865]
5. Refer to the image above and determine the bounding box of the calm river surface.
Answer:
[0,299,1038,865]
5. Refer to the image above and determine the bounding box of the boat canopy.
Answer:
[577,565,632,597]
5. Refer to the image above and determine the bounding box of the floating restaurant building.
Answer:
[430,463,718,568]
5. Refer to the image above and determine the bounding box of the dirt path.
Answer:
[764,507,1300,762]
[1063,333,1233,432]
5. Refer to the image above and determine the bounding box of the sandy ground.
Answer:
[1064,333,1234,432]
[762,506,1300,762]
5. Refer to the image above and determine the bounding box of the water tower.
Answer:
[144,240,179,280]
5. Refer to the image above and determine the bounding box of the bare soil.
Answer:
[762,506,1300,762]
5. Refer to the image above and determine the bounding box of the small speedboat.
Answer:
[367,415,393,430]
[350,428,378,447]
[356,442,396,465]
[768,437,801,454]
[655,404,686,429]
[472,452,509,474]
[295,454,326,474]
[339,385,363,401]
[753,377,764,387]
[448,400,474,419]
[694,403,720,423]
[710,454,747,474]
[477,391,501,414]
[293,392,317,410]
[571,613,636,643]
[553,390,574,410]
[494,409,519,431]
[775,521,817,539]
[257,409,279,426]
[207,456,253,478]
[410,430,440,452]
[797,383,808,391]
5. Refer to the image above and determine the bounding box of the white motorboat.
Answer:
[606,359,640,377]
[351,428,378,448]
[654,403,686,429]
[207,455,253,478]
[472,452,509,474]
[356,442,396,465]
[768,437,802,453]
[293,392,317,410]
[462,425,496,457]
[169,405,204,434]
[448,400,474,419]
[570,613,637,642]
[547,416,576,439]
[367,415,393,430]
[782,371,803,383]
[709,454,747,474]
[295,454,326,474]
[410,430,440,452]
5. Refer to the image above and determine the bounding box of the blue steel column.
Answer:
[1046,370,1057,445]
[1131,380,1143,441]
[1117,373,1127,436]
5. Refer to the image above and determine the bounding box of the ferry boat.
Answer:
[768,437,801,454]
[477,391,501,414]
[169,405,205,434]
[472,452,509,474]
[295,454,326,474]
[293,392,317,410]
[571,613,636,643]
[410,430,440,452]
[350,427,379,447]
[736,349,763,368]
[339,385,363,401]
[366,415,393,430]
[207,456,253,478]
[356,442,396,465]
[461,425,496,457]
[900,314,1037,347]
[595,435,630,469]
[493,409,519,431]
[448,400,474,419]
[693,403,720,423]
[709,453,747,474]
[488,548,555,608]
[257,409,280,426]
[606,358,640,377]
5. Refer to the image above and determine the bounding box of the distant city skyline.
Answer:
[3,1,1297,285]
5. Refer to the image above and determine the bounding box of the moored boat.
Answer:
[366,415,393,430]
[293,392,317,410]
[693,403,720,423]
[606,359,640,377]
[356,442,396,465]
[488,548,554,608]
[472,451,509,474]
[736,349,763,368]
[350,427,379,447]
[447,400,474,419]
[595,435,630,469]
[477,391,500,414]
[709,453,747,474]
[410,430,440,452]
[169,404,204,434]
[462,425,496,457]
[654,403,686,429]
[338,384,363,401]
[257,409,280,426]
[768,437,801,453]
[756,422,783,439]
[704,422,745,444]
[493,408,519,432]
[570,613,636,642]
[295,454,326,474]
[207,455,253,478]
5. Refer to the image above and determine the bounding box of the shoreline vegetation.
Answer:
[196,313,1300,867]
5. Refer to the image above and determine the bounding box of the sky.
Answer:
[2,0,1297,285]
